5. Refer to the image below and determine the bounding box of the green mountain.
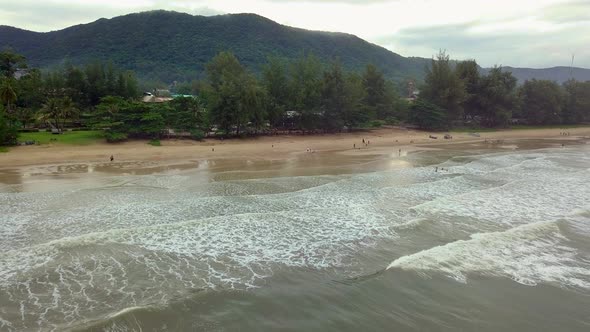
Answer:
[2,10,588,85]
[0,10,430,83]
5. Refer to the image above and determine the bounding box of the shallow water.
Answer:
[1,142,590,331]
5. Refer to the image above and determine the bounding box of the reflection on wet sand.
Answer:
[0,138,586,193]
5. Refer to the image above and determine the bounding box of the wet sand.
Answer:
[1,127,589,182]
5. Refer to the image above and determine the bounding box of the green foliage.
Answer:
[0,79,17,112]
[46,61,140,108]
[0,50,26,78]
[206,51,261,135]
[369,119,386,128]
[0,11,430,83]
[456,60,480,121]
[362,64,390,119]
[562,80,590,124]
[168,96,206,131]
[476,67,518,127]
[421,50,466,125]
[0,106,19,145]
[518,79,564,125]
[289,53,323,132]
[342,72,366,128]
[190,129,205,141]
[104,132,128,143]
[262,57,289,128]
[148,139,161,146]
[320,61,347,130]
[14,69,44,114]
[18,130,104,145]
[409,99,447,130]
[38,97,78,131]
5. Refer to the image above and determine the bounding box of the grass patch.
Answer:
[148,139,161,146]
[0,146,8,153]
[19,130,105,145]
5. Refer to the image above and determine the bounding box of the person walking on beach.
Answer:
[110,155,114,162]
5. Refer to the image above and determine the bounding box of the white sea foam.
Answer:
[387,220,590,289]
[1,146,589,330]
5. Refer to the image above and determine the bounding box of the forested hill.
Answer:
[497,66,590,85]
[0,10,430,83]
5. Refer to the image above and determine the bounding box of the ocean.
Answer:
[1,142,589,331]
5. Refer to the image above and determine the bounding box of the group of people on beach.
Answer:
[353,138,371,149]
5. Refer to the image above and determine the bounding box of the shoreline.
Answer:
[1,126,589,171]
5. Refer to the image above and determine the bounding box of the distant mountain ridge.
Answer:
[496,66,590,84]
[1,10,588,84]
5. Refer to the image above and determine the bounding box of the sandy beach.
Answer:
[1,126,589,170]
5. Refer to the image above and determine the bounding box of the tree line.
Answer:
[1,50,141,144]
[93,51,406,142]
[413,51,590,130]
[2,48,590,146]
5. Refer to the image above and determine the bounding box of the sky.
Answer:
[1,0,589,68]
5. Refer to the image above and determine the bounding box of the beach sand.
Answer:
[1,127,589,172]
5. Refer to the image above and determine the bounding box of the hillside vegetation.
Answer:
[0,11,430,83]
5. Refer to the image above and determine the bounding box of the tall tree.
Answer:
[39,98,64,130]
[123,71,140,99]
[361,64,388,119]
[455,60,480,121]
[477,67,518,127]
[85,62,106,105]
[343,72,366,128]
[408,99,447,130]
[64,65,88,106]
[288,53,322,132]
[0,50,26,78]
[562,80,590,124]
[0,105,19,145]
[421,50,466,125]
[320,61,347,131]
[206,51,259,135]
[262,57,289,128]
[0,79,17,113]
[518,79,564,125]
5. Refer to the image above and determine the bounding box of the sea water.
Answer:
[1,144,589,331]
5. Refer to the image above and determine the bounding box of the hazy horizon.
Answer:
[0,0,588,69]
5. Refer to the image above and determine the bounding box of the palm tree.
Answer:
[39,97,78,132]
[0,80,17,113]
[38,98,61,131]
[59,97,78,130]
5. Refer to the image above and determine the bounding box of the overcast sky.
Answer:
[1,0,589,68]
